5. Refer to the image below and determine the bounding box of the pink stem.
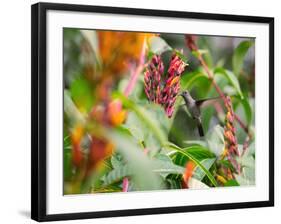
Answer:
[122,177,129,192]
[124,41,147,97]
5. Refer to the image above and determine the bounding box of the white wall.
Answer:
[0,0,279,223]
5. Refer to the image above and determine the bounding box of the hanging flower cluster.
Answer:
[223,96,240,172]
[144,53,187,118]
[162,54,187,117]
[144,55,164,104]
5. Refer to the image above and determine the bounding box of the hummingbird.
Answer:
[180,90,220,137]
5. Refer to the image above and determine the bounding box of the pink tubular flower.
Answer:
[161,54,186,117]
[144,53,187,118]
[144,55,164,104]
[167,54,186,78]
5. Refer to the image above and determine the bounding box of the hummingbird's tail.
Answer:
[195,118,204,137]
[198,123,204,137]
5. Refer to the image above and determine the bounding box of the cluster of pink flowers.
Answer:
[224,96,239,156]
[144,55,164,104]
[144,53,187,118]
[223,96,240,172]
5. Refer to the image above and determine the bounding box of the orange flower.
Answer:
[167,76,180,87]
[182,161,196,188]
[89,136,114,168]
[107,99,127,126]
[98,31,153,77]
[88,99,126,168]
[90,99,127,126]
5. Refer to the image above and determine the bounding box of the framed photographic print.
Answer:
[31,2,274,222]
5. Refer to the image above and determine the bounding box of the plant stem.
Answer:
[124,41,147,97]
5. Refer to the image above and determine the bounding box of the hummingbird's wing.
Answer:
[179,96,221,108]
[195,96,221,107]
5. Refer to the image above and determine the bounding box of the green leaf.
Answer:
[234,96,253,125]
[214,67,243,98]
[224,179,240,187]
[166,179,182,189]
[234,166,255,186]
[165,143,218,187]
[193,158,216,181]
[149,36,172,55]
[63,135,72,181]
[201,106,216,131]
[185,146,216,160]
[114,92,167,146]
[183,140,207,148]
[181,71,210,92]
[169,144,215,167]
[206,125,225,157]
[102,154,184,187]
[235,152,255,186]
[111,153,124,169]
[64,90,85,126]
[102,164,132,186]
[123,102,171,155]
[123,112,145,142]
[237,154,255,169]
[70,77,94,112]
[244,142,255,157]
[153,154,185,178]
[107,129,164,190]
[232,40,254,76]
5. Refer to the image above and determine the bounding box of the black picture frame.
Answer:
[31,2,274,222]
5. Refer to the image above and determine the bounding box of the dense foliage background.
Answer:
[63,29,255,194]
